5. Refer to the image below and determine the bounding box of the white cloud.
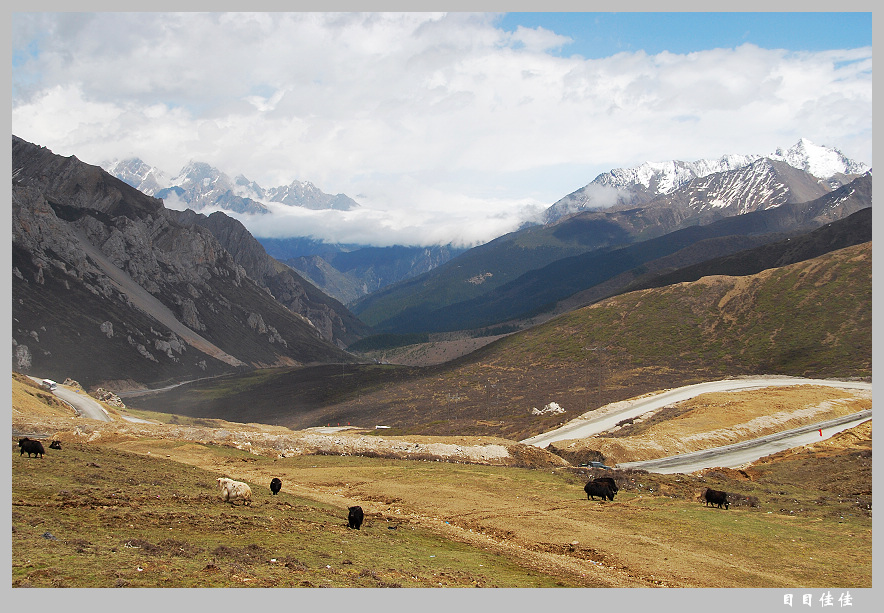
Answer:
[11,13,873,247]
[226,184,545,249]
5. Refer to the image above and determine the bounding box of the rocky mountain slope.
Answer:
[170,209,370,345]
[12,136,361,390]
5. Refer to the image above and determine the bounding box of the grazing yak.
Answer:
[584,479,616,501]
[591,477,618,495]
[216,477,252,506]
[348,505,364,530]
[270,478,282,495]
[49,440,62,450]
[703,488,729,509]
[18,438,45,458]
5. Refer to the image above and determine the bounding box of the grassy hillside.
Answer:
[12,369,872,589]
[130,242,871,440]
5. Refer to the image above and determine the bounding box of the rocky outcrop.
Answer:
[93,388,126,408]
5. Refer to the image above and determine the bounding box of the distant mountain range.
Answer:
[103,139,868,306]
[351,147,870,335]
[544,138,867,223]
[103,157,360,215]
[16,133,870,397]
[102,157,466,303]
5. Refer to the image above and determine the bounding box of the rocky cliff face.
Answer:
[172,209,369,346]
[11,136,362,390]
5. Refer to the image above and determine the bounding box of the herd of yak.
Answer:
[17,436,731,532]
[583,475,729,509]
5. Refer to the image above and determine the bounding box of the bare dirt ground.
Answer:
[13,373,873,588]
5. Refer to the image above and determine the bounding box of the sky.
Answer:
[10,11,873,248]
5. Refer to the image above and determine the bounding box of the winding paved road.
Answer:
[521,376,872,448]
[615,410,872,474]
[28,377,112,422]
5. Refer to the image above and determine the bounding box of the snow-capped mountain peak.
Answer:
[771,138,868,178]
[102,157,171,194]
[102,159,360,215]
[543,140,867,223]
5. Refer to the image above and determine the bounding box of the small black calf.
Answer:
[270,477,282,495]
[49,440,62,450]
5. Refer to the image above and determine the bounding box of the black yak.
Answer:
[591,477,618,494]
[584,480,615,501]
[703,488,729,509]
[270,477,282,495]
[348,505,364,530]
[49,440,62,450]
[18,438,45,458]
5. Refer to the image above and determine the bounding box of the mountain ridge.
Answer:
[104,157,360,214]
[545,138,867,223]
[104,139,867,303]
[351,160,870,333]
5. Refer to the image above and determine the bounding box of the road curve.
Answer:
[615,410,872,474]
[27,377,113,422]
[28,376,159,423]
[521,376,872,448]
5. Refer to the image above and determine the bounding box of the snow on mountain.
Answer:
[151,161,268,215]
[104,157,171,195]
[771,138,868,180]
[544,140,867,223]
[264,181,359,211]
[102,159,359,215]
[597,154,761,194]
